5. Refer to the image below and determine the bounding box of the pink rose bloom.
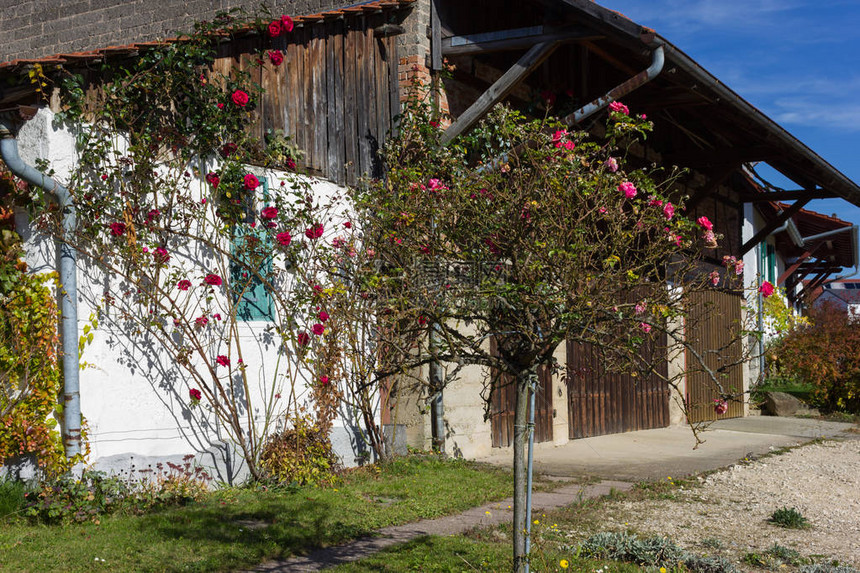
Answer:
[759,281,775,298]
[634,301,646,315]
[318,310,330,323]
[203,274,223,286]
[267,20,282,37]
[605,157,618,172]
[703,229,717,247]
[714,399,728,415]
[153,247,170,264]
[297,331,310,346]
[563,140,576,151]
[598,207,607,214]
[648,196,663,207]
[268,50,284,66]
[697,216,714,230]
[206,172,220,188]
[244,173,260,190]
[109,222,126,236]
[195,316,209,327]
[260,206,278,219]
[427,178,445,193]
[619,181,637,199]
[213,313,222,321]
[320,375,330,385]
[312,323,325,336]
[280,15,294,32]
[305,224,324,239]
[189,388,202,401]
[734,260,744,276]
[552,129,567,148]
[276,231,292,247]
[177,279,192,291]
[608,101,629,115]
[663,202,675,220]
[231,89,250,107]
[640,322,652,333]
[709,270,720,286]
[216,355,230,367]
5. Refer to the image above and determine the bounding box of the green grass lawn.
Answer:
[0,455,512,573]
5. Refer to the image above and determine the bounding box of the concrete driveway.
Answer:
[475,415,857,481]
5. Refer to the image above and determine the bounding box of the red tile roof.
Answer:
[0,0,414,73]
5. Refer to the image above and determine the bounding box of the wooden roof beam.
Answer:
[441,41,561,144]
[441,25,602,57]
[738,189,836,203]
[777,244,825,286]
[740,199,810,256]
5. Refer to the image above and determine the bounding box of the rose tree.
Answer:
[353,101,735,571]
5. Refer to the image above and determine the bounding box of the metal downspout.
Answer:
[0,118,82,459]
[562,44,665,126]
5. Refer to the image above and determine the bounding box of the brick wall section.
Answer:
[0,0,350,63]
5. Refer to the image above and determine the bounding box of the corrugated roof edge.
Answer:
[0,0,414,72]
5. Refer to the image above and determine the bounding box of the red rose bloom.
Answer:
[280,15,294,32]
[244,173,260,190]
[177,279,192,291]
[203,273,223,286]
[231,89,250,107]
[195,316,209,327]
[220,143,238,158]
[261,206,278,219]
[304,224,324,240]
[297,331,310,346]
[206,172,220,188]
[216,355,230,367]
[189,388,202,401]
[268,50,284,66]
[318,310,329,323]
[153,247,170,263]
[320,375,329,385]
[267,20,282,37]
[109,222,126,236]
[312,323,325,336]
[276,231,292,247]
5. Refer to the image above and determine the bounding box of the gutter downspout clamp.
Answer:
[0,115,83,459]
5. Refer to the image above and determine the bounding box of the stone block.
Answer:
[762,391,804,417]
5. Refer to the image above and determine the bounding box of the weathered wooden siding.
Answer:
[489,338,553,448]
[216,15,400,186]
[685,289,745,422]
[566,334,670,439]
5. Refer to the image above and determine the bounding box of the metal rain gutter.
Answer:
[0,117,82,459]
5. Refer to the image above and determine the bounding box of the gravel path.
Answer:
[594,439,860,570]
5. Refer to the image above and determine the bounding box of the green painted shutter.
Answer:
[231,179,274,321]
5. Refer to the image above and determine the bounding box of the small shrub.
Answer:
[127,455,211,511]
[0,477,27,518]
[576,531,738,572]
[260,413,341,486]
[24,470,131,523]
[801,566,860,573]
[769,506,810,529]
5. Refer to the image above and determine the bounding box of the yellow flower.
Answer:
[560,559,569,569]
[533,519,540,525]
[660,568,667,573]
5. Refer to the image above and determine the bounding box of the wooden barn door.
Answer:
[566,333,669,439]
[686,290,745,422]
[489,339,553,448]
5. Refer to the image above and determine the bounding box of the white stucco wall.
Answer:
[13,107,373,482]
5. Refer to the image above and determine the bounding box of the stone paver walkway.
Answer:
[247,480,633,572]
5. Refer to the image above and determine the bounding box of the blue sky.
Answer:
[600,0,860,228]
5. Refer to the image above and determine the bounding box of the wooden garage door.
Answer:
[566,334,669,439]
[685,289,745,422]
[489,340,553,448]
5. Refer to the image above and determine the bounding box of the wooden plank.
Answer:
[328,19,346,185]
[441,40,560,144]
[387,34,400,137]
[300,25,315,173]
[430,0,442,70]
[374,17,388,176]
[343,21,359,185]
[311,22,327,175]
[261,35,286,140]
[740,199,810,255]
[442,25,600,57]
[355,16,372,178]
